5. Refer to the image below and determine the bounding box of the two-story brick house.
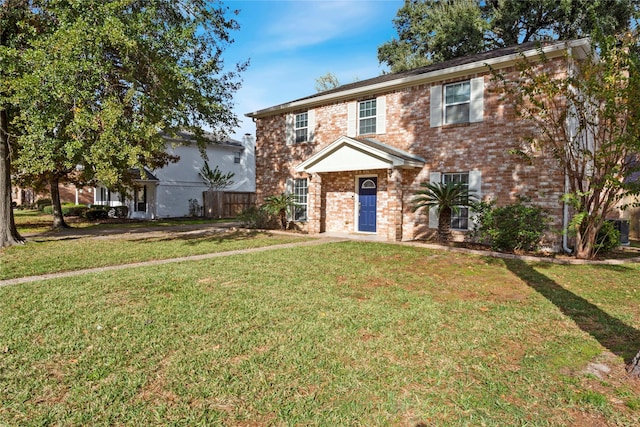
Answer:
[246,39,591,246]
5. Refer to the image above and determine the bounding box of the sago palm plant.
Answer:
[412,181,476,243]
[262,193,297,230]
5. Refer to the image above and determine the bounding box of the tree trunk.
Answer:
[279,209,287,230]
[626,349,640,378]
[49,174,69,229]
[0,108,24,247]
[574,224,597,259]
[437,207,452,243]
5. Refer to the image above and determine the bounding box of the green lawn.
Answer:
[1,240,639,426]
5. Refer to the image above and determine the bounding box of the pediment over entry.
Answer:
[295,136,425,173]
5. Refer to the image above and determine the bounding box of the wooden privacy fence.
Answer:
[203,190,256,219]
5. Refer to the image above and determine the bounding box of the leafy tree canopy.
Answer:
[379,0,638,72]
[1,0,247,234]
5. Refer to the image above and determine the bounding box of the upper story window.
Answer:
[444,81,470,125]
[233,150,242,164]
[347,96,386,137]
[359,99,377,135]
[430,77,484,127]
[295,112,308,143]
[286,110,315,145]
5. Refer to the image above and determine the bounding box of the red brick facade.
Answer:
[251,48,572,246]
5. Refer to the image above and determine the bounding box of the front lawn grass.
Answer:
[1,241,639,426]
[0,229,312,280]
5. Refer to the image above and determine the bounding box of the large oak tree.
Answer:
[1,0,246,242]
[379,0,638,72]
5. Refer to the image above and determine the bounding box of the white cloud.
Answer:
[262,1,379,51]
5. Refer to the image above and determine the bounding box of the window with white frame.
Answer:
[442,172,470,229]
[234,150,241,164]
[293,178,308,221]
[359,99,377,135]
[134,185,147,212]
[430,77,483,127]
[444,81,471,125]
[295,112,308,143]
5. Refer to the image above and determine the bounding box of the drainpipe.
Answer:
[562,172,573,254]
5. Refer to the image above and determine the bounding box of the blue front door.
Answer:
[358,177,377,232]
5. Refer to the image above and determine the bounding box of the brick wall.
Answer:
[254,59,567,242]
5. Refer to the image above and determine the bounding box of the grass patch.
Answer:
[1,241,639,425]
[0,229,312,280]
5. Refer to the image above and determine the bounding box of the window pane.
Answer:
[359,117,376,135]
[445,104,469,124]
[295,128,307,143]
[294,112,308,143]
[445,82,470,104]
[293,178,308,222]
[359,99,376,118]
[442,173,469,229]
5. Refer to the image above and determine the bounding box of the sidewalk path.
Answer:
[0,235,347,287]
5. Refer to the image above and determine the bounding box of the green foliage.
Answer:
[412,181,476,242]
[595,220,621,254]
[471,198,549,252]
[35,198,51,211]
[84,208,109,221]
[199,161,235,191]
[495,34,640,259]
[379,0,637,71]
[42,203,87,217]
[4,0,247,232]
[108,205,128,219]
[262,193,297,230]
[238,206,278,229]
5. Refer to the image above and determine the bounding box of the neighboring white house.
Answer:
[94,133,256,219]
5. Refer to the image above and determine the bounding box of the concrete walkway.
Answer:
[3,222,639,288]
[0,233,347,287]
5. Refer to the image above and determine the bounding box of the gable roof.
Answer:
[295,136,425,173]
[247,38,590,119]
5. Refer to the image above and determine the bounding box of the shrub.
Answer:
[36,198,51,211]
[238,206,278,229]
[42,203,87,216]
[471,197,548,252]
[85,208,109,221]
[594,220,621,254]
[108,205,129,218]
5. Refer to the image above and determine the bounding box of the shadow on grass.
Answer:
[143,229,269,245]
[504,258,640,364]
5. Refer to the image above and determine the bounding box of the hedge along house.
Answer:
[246,39,591,245]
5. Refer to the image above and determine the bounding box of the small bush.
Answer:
[471,197,548,252]
[85,209,109,221]
[36,198,51,211]
[595,220,620,254]
[238,206,278,229]
[42,203,87,216]
[108,205,129,218]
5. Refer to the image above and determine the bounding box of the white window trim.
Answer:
[347,95,386,137]
[286,110,315,144]
[430,77,484,127]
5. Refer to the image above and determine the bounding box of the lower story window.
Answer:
[442,172,469,230]
[293,178,308,221]
[134,185,147,212]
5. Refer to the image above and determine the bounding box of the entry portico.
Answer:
[295,136,425,240]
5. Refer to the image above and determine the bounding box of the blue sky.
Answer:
[222,0,403,139]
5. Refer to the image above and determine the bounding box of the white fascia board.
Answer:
[296,137,419,173]
[247,39,590,119]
